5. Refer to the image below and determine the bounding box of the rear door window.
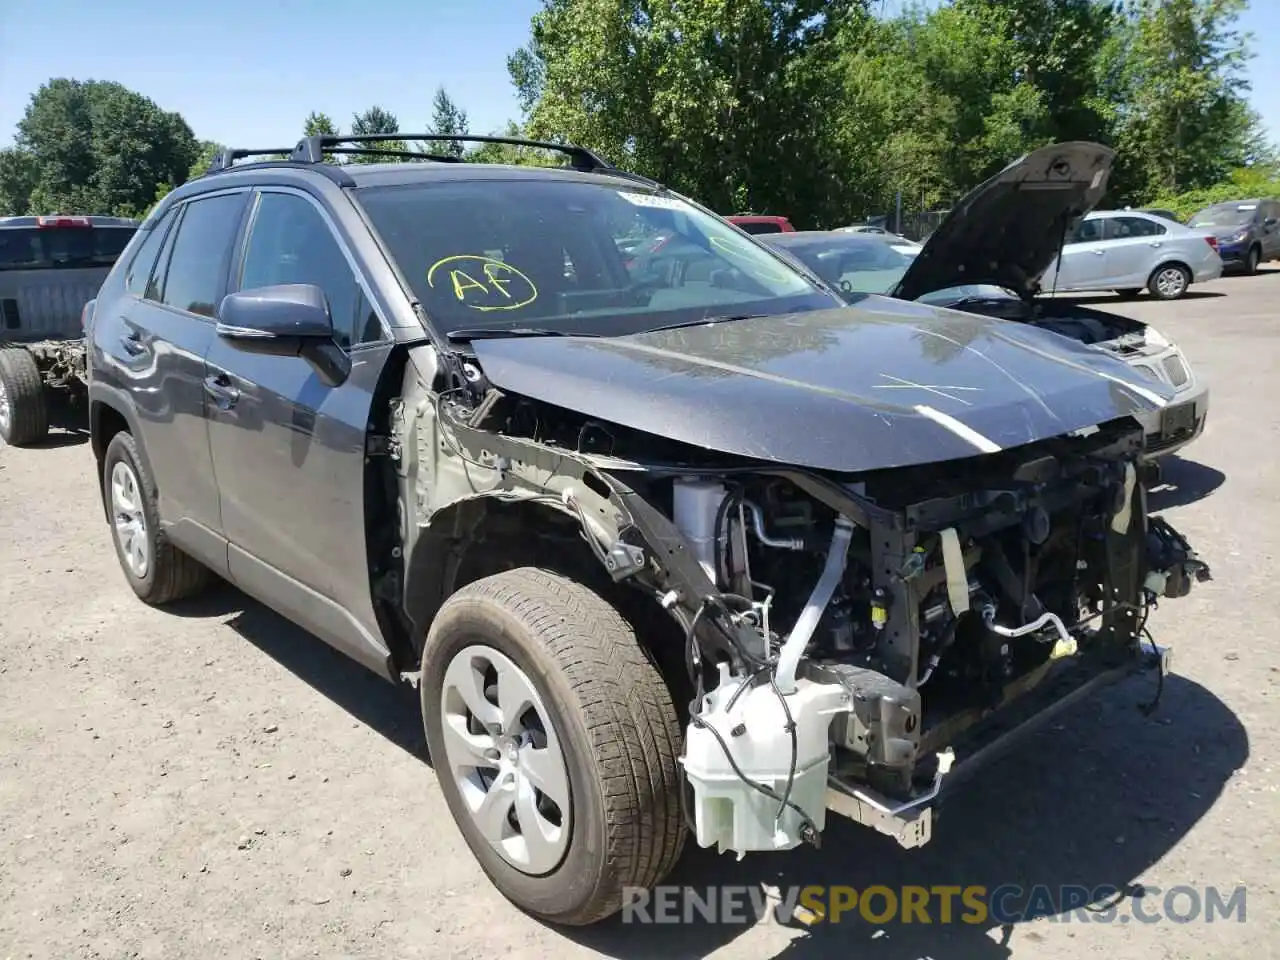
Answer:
[1105,217,1165,239]
[125,211,177,295]
[158,193,248,317]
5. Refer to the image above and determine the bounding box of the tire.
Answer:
[102,431,210,604]
[0,346,49,446]
[1114,288,1142,298]
[1244,245,1260,275]
[421,568,684,926]
[1147,263,1191,300]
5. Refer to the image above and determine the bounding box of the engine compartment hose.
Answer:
[774,516,856,694]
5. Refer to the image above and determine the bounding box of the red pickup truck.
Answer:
[725,214,795,235]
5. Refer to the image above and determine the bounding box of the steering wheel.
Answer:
[838,278,855,295]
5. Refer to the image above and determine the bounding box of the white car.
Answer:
[1042,210,1223,299]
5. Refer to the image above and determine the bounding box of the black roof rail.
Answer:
[206,147,296,174]
[290,133,615,173]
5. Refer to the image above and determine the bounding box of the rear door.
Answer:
[1100,215,1167,286]
[203,187,396,674]
[92,191,250,572]
[0,219,136,342]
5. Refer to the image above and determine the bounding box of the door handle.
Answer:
[1092,249,1105,256]
[119,329,147,356]
[203,373,240,409]
[1149,241,1163,248]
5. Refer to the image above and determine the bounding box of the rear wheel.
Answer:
[0,346,49,446]
[1148,263,1190,300]
[102,431,211,604]
[421,568,685,925]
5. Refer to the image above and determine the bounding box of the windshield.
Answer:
[1189,204,1256,228]
[0,226,135,271]
[355,179,835,336]
[766,235,913,299]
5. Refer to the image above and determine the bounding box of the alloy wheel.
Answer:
[1155,267,1187,298]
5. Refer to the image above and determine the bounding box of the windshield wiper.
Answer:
[647,314,771,333]
[446,326,575,343]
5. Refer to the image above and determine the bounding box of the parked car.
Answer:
[725,214,794,235]
[85,136,1207,926]
[762,229,1208,458]
[837,223,920,254]
[1187,198,1280,274]
[0,214,138,445]
[1036,209,1223,299]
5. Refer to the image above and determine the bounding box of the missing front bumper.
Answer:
[824,642,1172,847]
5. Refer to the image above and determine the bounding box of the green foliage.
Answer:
[304,112,339,137]
[509,0,1271,225]
[0,147,38,215]
[1149,164,1280,220]
[428,87,469,158]
[1108,0,1261,199]
[3,78,198,218]
[350,105,404,162]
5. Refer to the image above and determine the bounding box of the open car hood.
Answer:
[890,141,1114,303]
[470,299,1174,474]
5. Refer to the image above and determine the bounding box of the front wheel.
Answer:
[0,346,49,446]
[1244,245,1261,275]
[421,568,685,925]
[1148,263,1190,300]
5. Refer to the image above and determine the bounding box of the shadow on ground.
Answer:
[1146,456,1226,512]
[1056,289,1225,304]
[168,582,427,760]
[167,581,1246,960]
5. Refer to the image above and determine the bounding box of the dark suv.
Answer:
[86,136,1208,926]
[1187,198,1280,273]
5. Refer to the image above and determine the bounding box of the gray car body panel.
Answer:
[470,298,1174,474]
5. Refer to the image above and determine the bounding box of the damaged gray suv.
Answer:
[85,136,1211,925]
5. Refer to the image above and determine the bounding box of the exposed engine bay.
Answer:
[665,422,1208,854]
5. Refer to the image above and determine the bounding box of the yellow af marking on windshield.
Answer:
[426,255,538,311]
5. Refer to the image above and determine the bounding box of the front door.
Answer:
[203,188,396,675]
[1046,217,1110,291]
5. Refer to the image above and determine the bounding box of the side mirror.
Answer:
[216,283,350,384]
[1265,217,1277,228]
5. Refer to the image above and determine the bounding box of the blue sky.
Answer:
[1,0,1277,150]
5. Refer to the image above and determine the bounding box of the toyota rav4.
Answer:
[85,136,1210,926]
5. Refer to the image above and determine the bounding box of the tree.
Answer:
[1107,0,1263,199]
[304,111,339,137]
[11,78,197,217]
[0,148,38,216]
[509,0,867,227]
[428,87,470,157]
[350,105,404,162]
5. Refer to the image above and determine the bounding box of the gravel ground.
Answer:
[2,268,1278,960]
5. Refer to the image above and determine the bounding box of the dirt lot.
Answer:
[2,269,1278,960]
